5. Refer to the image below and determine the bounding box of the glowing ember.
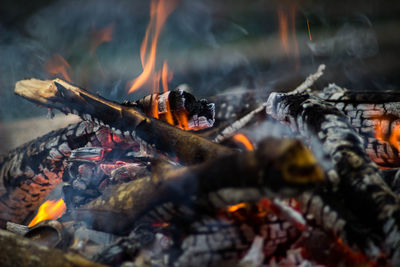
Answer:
[128,0,178,94]
[44,54,73,82]
[374,118,400,151]
[90,24,114,55]
[227,202,248,213]
[233,133,254,151]
[28,199,66,227]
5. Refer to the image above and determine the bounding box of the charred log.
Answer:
[124,88,215,131]
[315,84,400,168]
[15,78,233,165]
[267,92,400,263]
[0,121,97,227]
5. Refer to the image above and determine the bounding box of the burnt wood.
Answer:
[0,121,97,227]
[267,92,400,263]
[15,78,234,165]
[315,84,400,168]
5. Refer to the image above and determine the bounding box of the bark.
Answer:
[0,228,106,267]
[73,137,324,234]
[267,92,400,263]
[15,78,234,165]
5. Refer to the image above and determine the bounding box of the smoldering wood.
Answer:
[315,83,400,168]
[125,88,216,131]
[73,137,324,234]
[15,78,234,165]
[266,92,400,262]
[0,121,98,227]
[0,228,106,267]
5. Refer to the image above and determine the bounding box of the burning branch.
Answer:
[14,78,233,165]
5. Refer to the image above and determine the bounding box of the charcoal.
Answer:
[267,91,400,262]
[315,83,400,168]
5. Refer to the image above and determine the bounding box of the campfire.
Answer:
[1,0,400,266]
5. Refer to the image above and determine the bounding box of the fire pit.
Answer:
[1,0,400,266]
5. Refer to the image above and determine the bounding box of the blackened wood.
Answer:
[0,121,96,227]
[15,78,234,165]
[315,84,400,168]
[267,92,400,262]
[0,228,106,267]
[124,88,215,131]
[74,137,324,234]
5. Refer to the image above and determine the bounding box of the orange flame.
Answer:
[374,118,400,151]
[306,19,312,41]
[277,4,299,69]
[128,0,178,94]
[45,54,72,82]
[28,199,66,227]
[90,24,114,55]
[233,133,254,151]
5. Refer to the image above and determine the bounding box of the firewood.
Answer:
[315,83,400,168]
[72,137,324,234]
[267,92,400,262]
[124,88,215,131]
[15,78,234,165]
[0,228,106,267]
[0,121,99,227]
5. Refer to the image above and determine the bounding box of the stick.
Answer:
[15,78,234,165]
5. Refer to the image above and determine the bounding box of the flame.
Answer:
[233,133,254,151]
[277,4,299,69]
[45,54,72,82]
[128,0,178,94]
[90,24,114,55]
[28,199,66,227]
[306,19,312,41]
[227,202,248,213]
[374,118,400,151]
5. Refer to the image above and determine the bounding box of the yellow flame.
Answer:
[128,0,178,94]
[28,199,66,227]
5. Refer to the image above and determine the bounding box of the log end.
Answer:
[15,78,57,105]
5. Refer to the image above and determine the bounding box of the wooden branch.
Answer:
[0,228,106,267]
[267,92,400,262]
[15,78,234,165]
[73,137,324,234]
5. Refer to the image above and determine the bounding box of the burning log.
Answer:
[73,137,324,234]
[0,121,98,227]
[0,228,105,267]
[315,83,400,168]
[267,91,400,263]
[124,88,215,131]
[14,78,233,165]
